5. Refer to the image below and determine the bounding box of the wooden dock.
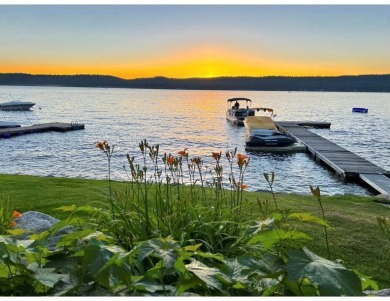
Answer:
[0,122,85,139]
[275,121,390,195]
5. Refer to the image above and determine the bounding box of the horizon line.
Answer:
[2,72,390,80]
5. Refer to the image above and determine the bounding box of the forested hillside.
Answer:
[1,73,389,92]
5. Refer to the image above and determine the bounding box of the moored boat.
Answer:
[226,97,255,126]
[0,100,35,111]
[244,115,303,152]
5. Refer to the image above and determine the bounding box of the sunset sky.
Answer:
[0,4,389,79]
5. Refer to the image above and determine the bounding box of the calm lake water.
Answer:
[1,85,389,196]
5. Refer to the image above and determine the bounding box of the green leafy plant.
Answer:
[93,140,253,254]
[287,247,363,296]
[0,139,380,296]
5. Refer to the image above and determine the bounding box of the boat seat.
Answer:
[245,116,278,131]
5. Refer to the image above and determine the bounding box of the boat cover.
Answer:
[245,116,277,131]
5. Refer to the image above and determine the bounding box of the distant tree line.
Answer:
[0,73,389,92]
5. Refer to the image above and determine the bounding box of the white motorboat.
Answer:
[244,110,304,152]
[0,100,35,111]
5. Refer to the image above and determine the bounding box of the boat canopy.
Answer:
[245,116,278,131]
[227,97,252,102]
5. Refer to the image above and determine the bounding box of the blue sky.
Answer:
[0,5,389,78]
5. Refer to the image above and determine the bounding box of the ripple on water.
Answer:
[1,87,389,196]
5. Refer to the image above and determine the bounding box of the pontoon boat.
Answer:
[226,97,256,126]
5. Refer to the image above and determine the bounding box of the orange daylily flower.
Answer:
[167,155,175,165]
[212,151,222,161]
[240,184,248,189]
[95,140,107,151]
[178,148,188,157]
[237,154,249,167]
[12,211,22,218]
[237,154,248,161]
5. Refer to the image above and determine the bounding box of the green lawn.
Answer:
[1,173,389,288]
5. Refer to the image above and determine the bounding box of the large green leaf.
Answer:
[353,269,378,291]
[0,275,32,294]
[185,259,224,293]
[193,250,225,262]
[83,239,113,274]
[287,247,363,296]
[30,265,68,288]
[16,239,37,249]
[245,218,275,236]
[248,229,311,249]
[184,243,202,252]
[220,258,248,285]
[174,248,196,277]
[94,253,128,289]
[83,239,132,290]
[137,238,179,270]
[51,217,85,233]
[56,229,95,247]
[132,277,176,294]
[252,278,281,296]
[288,213,330,228]
[52,273,81,296]
[251,253,286,277]
[6,228,29,236]
[220,254,285,286]
[175,277,203,296]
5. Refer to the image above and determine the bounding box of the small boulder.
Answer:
[365,289,390,296]
[13,211,73,248]
[14,211,59,236]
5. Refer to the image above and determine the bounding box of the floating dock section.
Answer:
[275,121,390,195]
[0,122,85,139]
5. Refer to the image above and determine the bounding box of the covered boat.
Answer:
[244,115,302,152]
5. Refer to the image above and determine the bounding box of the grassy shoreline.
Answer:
[1,173,389,288]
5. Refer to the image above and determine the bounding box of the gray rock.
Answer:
[365,289,390,296]
[377,289,390,296]
[13,211,74,249]
[14,211,59,234]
